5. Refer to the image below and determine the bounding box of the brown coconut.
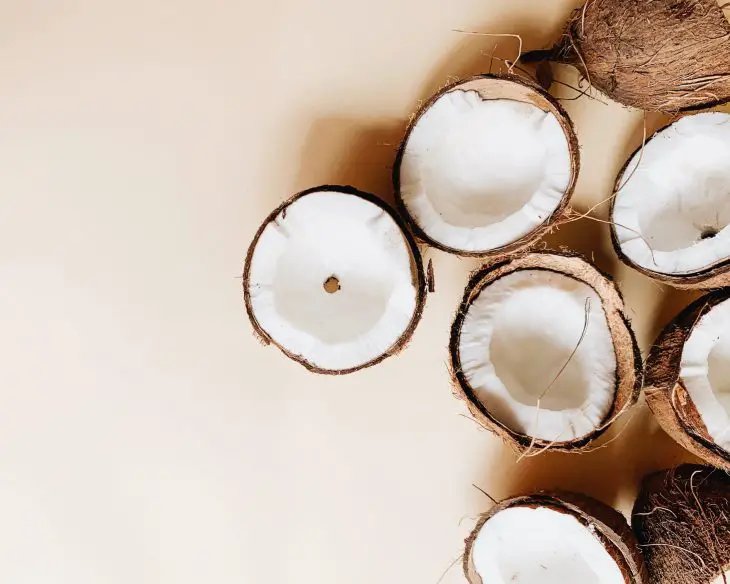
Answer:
[525,0,730,112]
[243,185,427,375]
[465,492,647,584]
[633,465,730,584]
[393,73,580,257]
[644,290,730,471]
[450,251,642,453]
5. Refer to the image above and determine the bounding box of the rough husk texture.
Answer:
[541,0,730,112]
[633,465,730,584]
[449,251,643,453]
[393,73,580,257]
[610,117,730,290]
[644,290,730,470]
[242,185,427,375]
[464,492,647,584]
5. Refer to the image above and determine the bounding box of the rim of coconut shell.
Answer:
[632,464,730,584]
[242,184,428,375]
[464,492,648,584]
[449,251,642,452]
[644,290,730,470]
[392,72,581,257]
[609,116,730,290]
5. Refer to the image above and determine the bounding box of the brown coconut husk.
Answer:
[609,116,730,290]
[393,73,580,257]
[242,185,427,375]
[632,465,730,584]
[525,0,730,112]
[465,492,647,584]
[449,251,642,453]
[644,290,730,470]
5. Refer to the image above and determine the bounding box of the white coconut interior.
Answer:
[711,570,730,584]
[613,112,730,275]
[459,270,616,441]
[247,190,418,371]
[471,506,625,584]
[679,297,730,450]
[399,89,572,253]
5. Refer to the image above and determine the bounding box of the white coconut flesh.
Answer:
[613,112,730,276]
[471,506,625,584]
[458,270,616,442]
[711,571,730,584]
[247,190,419,371]
[399,88,572,253]
[679,297,730,450]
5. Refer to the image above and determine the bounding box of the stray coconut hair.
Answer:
[465,492,647,584]
[243,185,427,375]
[633,465,730,584]
[450,251,642,454]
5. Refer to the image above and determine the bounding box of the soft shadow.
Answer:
[647,286,704,344]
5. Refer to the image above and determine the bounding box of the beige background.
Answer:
[0,1,719,582]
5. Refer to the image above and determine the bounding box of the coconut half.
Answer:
[633,465,730,584]
[394,74,579,256]
[243,185,426,374]
[465,493,646,584]
[450,252,641,452]
[644,290,730,470]
[612,112,730,289]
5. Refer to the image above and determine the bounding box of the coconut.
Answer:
[524,0,730,112]
[611,111,730,289]
[633,465,730,584]
[465,492,647,584]
[243,185,426,374]
[450,252,641,453]
[393,74,579,256]
[644,290,730,470]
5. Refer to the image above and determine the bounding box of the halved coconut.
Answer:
[611,111,730,289]
[633,465,730,584]
[450,252,641,452]
[465,492,646,584]
[394,74,579,256]
[644,290,730,470]
[243,185,426,374]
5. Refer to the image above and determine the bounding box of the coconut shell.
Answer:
[633,465,730,584]
[644,290,730,470]
[393,73,580,257]
[530,0,730,112]
[465,492,647,584]
[242,185,427,375]
[450,251,642,453]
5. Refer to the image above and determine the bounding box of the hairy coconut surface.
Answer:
[645,290,730,470]
[394,73,579,256]
[531,0,730,112]
[611,111,730,289]
[633,465,730,584]
[465,492,646,584]
[243,185,426,374]
[450,252,642,453]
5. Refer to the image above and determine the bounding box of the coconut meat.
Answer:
[680,297,730,450]
[711,571,730,584]
[471,506,625,584]
[613,112,730,275]
[399,89,571,252]
[458,270,616,442]
[247,190,418,371]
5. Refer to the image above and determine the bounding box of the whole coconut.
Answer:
[527,0,730,112]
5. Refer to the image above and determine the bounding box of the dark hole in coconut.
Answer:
[700,227,719,240]
[323,276,341,294]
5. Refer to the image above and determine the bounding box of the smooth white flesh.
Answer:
[711,570,730,584]
[680,297,730,450]
[247,190,418,371]
[459,270,616,441]
[471,506,625,584]
[399,89,571,253]
[614,112,730,275]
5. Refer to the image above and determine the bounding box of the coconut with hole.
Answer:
[243,185,426,374]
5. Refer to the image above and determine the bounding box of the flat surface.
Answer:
[0,1,715,583]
